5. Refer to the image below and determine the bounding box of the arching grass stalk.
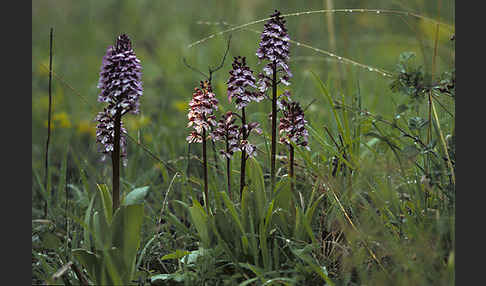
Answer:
[197,22,393,78]
[95,34,143,213]
[256,10,292,191]
[188,8,454,49]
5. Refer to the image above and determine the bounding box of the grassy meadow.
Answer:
[32,1,455,285]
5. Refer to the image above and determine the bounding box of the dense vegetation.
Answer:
[32,1,455,285]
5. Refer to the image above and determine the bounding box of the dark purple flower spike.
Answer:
[97,34,143,116]
[95,33,143,212]
[256,10,292,92]
[96,34,143,162]
[278,96,309,194]
[211,111,239,199]
[256,9,292,190]
[95,109,128,165]
[211,111,240,159]
[226,56,264,197]
[186,80,219,211]
[227,56,264,109]
[279,97,310,150]
[186,80,219,143]
[211,112,262,160]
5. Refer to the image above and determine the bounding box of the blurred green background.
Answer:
[32,0,454,213]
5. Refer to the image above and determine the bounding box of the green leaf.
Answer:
[408,116,428,130]
[122,186,150,206]
[135,234,157,272]
[161,249,190,261]
[260,199,275,270]
[220,191,249,253]
[92,211,111,250]
[188,200,211,247]
[310,71,345,143]
[304,193,325,244]
[396,104,409,114]
[111,204,144,280]
[72,248,102,284]
[402,145,420,160]
[182,248,209,265]
[150,274,172,285]
[150,273,186,285]
[40,232,62,249]
[83,195,96,250]
[166,212,191,234]
[247,158,267,223]
[291,245,334,286]
[97,184,112,224]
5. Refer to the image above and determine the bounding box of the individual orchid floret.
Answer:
[97,34,143,116]
[95,109,128,164]
[256,10,292,92]
[279,98,310,150]
[227,56,264,109]
[186,80,219,143]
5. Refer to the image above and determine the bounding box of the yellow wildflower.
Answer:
[77,119,96,138]
[44,111,72,129]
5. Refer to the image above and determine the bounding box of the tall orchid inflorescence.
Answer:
[256,10,292,92]
[226,56,263,197]
[187,80,218,211]
[256,9,292,190]
[279,97,310,151]
[97,34,143,116]
[95,109,128,162]
[96,34,143,162]
[227,56,264,109]
[186,80,219,143]
[211,111,240,159]
[279,96,309,193]
[95,34,143,212]
[211,111,239,198]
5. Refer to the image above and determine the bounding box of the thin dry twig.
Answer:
[44,27,54,219]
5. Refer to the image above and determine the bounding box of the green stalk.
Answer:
[225,130,231,199]
[289,144,295,194]
[112,109,121,213]
[240,107,247,198]
[270,61,278,191]
[202,129,209,212]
